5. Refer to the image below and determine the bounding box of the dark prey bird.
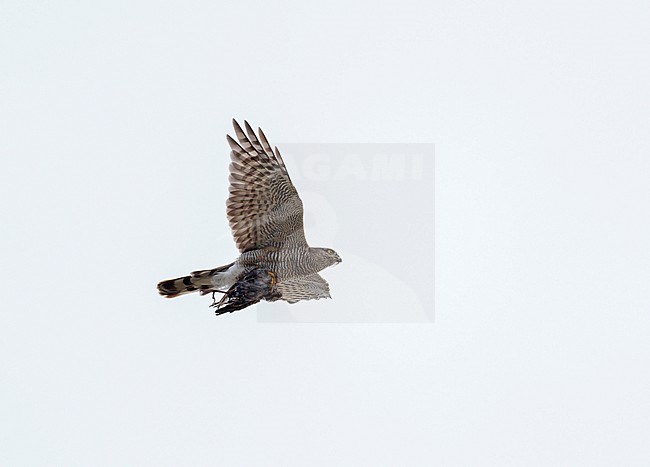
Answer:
[157,120,341,315]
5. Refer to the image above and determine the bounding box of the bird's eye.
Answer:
[327,249,334,255]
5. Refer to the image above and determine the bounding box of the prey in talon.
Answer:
[211,268,281,315]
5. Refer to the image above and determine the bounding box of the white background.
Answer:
[1,0,649,465]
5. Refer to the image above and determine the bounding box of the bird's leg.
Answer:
[209,289,230,308]
[209,291,226,307]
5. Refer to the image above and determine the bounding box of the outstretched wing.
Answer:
[226,120,306,253]
[277,274,331,304]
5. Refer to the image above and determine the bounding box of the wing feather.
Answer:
[232,120,256,156]
[277,274,331,303]
[257,127,274,156]
[226,120,306,253]
[244,120,266,154]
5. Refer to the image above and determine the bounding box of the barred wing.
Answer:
[277,274,331,303]
[226,120,306,253]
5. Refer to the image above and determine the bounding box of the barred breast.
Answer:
[238,246,320,280]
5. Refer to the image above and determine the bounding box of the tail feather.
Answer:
[157,262,235,298]
[157,275,211,298]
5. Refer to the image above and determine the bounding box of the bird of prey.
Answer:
[157,120,341,315]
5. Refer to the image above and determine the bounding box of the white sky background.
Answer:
[1,0,649,465]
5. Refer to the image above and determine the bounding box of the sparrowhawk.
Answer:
[157,120,341,314]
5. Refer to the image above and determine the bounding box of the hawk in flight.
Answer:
[157,120,341,315]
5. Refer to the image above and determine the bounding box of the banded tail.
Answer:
[157,262,235,298]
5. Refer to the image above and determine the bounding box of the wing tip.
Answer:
[226,134,242,152]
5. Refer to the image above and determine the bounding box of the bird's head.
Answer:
[312,247,342,269]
